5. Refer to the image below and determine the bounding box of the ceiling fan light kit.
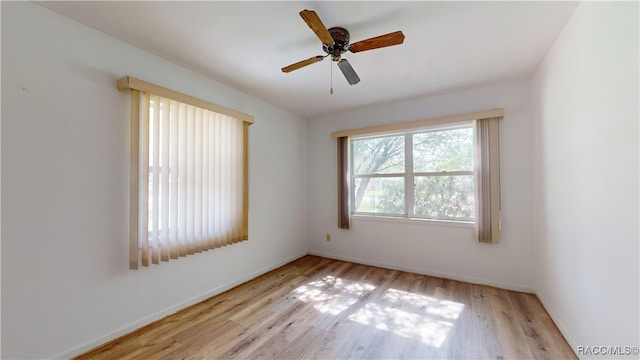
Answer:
[282,9,405,88]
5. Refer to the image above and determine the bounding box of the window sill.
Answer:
[351,214,474,229]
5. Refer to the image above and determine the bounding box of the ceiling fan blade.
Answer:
[299,10,334,46]
[349,31,405,53]
[337,59,360,85]
[281,55,325,73]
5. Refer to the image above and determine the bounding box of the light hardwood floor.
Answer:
[76,256,576,359]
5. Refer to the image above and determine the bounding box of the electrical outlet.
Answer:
[326,233,331,242]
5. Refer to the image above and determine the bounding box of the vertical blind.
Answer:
[120,76,253,269]
[337,136,350,229]
[474,117,501,243]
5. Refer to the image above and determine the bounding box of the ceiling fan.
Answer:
[282,10,405,86]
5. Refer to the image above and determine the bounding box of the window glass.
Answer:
[353,135,405,175]
[353,177,405,215]
[413,127,473,173]
[351,124,474,221]
[413,175,474,219]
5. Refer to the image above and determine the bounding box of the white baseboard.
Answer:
[308,250,534,293]
[55,251,308,360]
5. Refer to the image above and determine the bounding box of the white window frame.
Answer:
[350,121,474,222]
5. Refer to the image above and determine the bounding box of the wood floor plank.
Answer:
[511,291,576,359]
[487,286,537,359]
[75,256,577,360]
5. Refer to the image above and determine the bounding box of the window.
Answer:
[333,109,502,243]
[351,124,474,221]
[118,76,254,268]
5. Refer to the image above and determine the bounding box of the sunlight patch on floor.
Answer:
[293,276,464,348]
[348,288,464,347]
[293,275,376,315]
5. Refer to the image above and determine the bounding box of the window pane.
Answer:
[353,177,404,214]
[414,175,474,219]
[353,135,405,175]
[413,127,473,172]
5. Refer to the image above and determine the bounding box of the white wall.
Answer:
[531,1,639,355]
[1,2,308,359]
[307,79,536,291]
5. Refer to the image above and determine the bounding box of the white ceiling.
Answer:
[37,1,579,119]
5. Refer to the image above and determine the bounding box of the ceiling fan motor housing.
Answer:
[323,27,350,61]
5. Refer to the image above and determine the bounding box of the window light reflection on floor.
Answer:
[293,275,376,315]
[349,288,464,347]
[292,276,465,348]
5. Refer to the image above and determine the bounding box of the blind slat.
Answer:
[214,115,223,248]
[129,90,141,269]
[160,97,171,262]
[151,95,161,264]
[194,108,203,253]
[178,103,188,258]
[169,100,180,260]
[221,116,229,246]
[186,105,196,255]
[201,111,210,250]
[140,92,150,267]
[242,122,249,240]
[337,137,350,229]
[207,112,216,249]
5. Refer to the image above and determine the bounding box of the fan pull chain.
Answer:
[330,60,334,95]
